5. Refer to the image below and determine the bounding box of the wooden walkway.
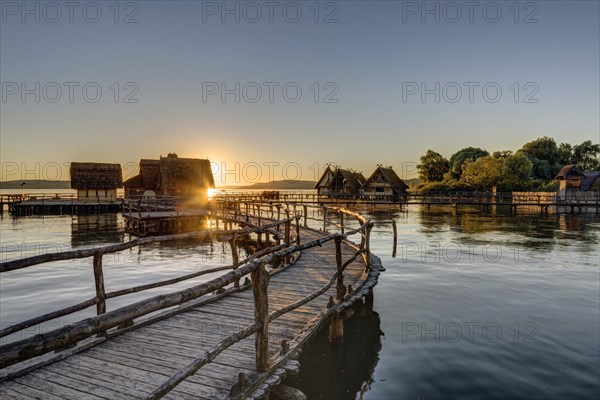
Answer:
[0,204,381,399]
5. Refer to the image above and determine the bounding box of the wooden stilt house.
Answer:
[362,165,408,200]
[123,153,215,204]
[327,168,366,198]
[70,163,123,204]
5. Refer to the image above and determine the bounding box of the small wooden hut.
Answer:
[327,168,366,197]
[555,165,600,194]
[314,166,334,196]
[362,165,408,200]
[70,162,123,204]
[124,153,215,203]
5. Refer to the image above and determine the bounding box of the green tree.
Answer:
[520,136,559,165]
[572,140,600,170]
[448,147,489,180]
[499,153,533,191]
[417,150,450,182]
[557,143,573,165]
[461,156,502,190]
[519,136,561,178]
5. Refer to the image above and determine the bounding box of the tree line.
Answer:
[417,137,600,192]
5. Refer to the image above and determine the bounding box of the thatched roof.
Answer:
[70,162,123,189]
[329,168,366,191]
[159,154,215,190]
[140,159,161,189]
[582,171,600,191]
[363,166,408,191]
[555,165,586,180]
[315,166,333,189]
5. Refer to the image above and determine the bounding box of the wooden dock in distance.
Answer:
[0,200,382,399]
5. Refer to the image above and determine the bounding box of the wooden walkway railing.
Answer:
[0,201,377,399]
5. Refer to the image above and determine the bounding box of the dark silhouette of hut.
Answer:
[70,162,123,204]
[555,165,600,194]
[123,153,215,202]
[362,165,408,200]
[314,166,334,196]
[327,168,366,197]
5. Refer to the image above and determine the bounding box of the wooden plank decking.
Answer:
[0,224,380,399]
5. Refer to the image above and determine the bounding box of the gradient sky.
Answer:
[1,0,599,185]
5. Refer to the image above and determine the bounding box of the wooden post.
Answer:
[323,208,327,232]
[392,219,397,257]
[303,205,308,227]
[284,220,291,264]
[251,262,270,372]
[335,237,345,301]
[93,252,106,316]
[257,204,261,226]
[295,216,301,245]
[277,205,281,222]
[340,212,344,235]
[230,233,240,288]
[328,313,344,343]
[365,223,372,270]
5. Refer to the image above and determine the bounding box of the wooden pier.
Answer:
[0,201,381,399]
[1,194,121,216]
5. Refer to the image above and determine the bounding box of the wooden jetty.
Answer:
[214,191,600,214]
[0,200,381,399]
[2,194,121,216]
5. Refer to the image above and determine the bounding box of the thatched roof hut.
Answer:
[555,164,600,192]
[555,165,586,181]
[70,163,123,189]
[328,168,366,195]
[123,153,214,197]
[362,166,408,197]
[159,153,215,194]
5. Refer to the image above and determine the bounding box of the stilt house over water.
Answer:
[123,153,215,203]
[362,165,409,200]
[70,162,123,204]
[555,164,600,195]
[327,168,367,197]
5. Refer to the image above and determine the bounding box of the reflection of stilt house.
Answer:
[315,166,334,195]
[362,166,408,200]
[123,153,215,204]
[70,163,123,204]
[328,169,366,197]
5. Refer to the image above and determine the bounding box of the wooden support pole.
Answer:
[303,205,308,227]
[251,262,270,372]
[93,252,106,316]
[323,208,327,232]
[365,224,372,270]
[335,237,345,301]
[328,313,344,343]
[340,212,344,235]
[230,233,240,288]
[392,219,397,258]
[295,216,301,245]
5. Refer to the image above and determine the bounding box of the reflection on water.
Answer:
[71,213,124,247]
[289,306,384,400]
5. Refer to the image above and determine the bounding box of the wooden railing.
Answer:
[0,200,373,399]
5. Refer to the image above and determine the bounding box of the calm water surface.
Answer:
[0,204,599,399]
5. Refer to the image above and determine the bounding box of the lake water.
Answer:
[0,201,598,399]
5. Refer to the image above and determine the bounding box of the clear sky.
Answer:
[1,0,598,185]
